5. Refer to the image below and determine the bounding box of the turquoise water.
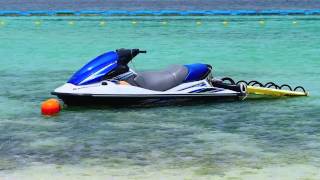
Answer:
[0,16,320,179]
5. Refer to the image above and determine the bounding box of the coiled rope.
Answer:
[220,77,307,93]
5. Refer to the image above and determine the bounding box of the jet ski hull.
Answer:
[52,92,246,106]
[51,49,248,107]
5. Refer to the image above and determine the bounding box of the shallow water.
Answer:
[0,16,320,179]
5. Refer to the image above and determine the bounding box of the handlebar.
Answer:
[116,48,147,65]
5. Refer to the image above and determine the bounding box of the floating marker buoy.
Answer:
[161,21,167,25]
[34,21,41,25]
[99,21,106,26]
[196,21,202,25]
[259,20,265,25]
[41,98,61,116]
[132,21,137,24]
[292,21,298,25]
[0,21,5,26]
[68,21,74,25]
[222,21,228,25]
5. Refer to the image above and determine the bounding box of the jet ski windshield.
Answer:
[68,51,119,85]
[67,49,146,86]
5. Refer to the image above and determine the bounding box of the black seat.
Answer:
[134,65,188,91]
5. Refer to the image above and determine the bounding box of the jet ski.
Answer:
[52,49,247,106]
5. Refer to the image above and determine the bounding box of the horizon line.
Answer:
[1,9,320,16]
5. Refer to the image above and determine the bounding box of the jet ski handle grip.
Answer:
[116,48,146,65]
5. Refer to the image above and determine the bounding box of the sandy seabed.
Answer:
[1,163,319,180]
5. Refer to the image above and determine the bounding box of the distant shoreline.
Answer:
[1,10,320,16]
[1,0,320,11]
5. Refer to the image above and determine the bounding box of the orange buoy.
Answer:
[41,98,61,116]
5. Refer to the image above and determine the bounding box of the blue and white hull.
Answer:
[52,80,246,106]
[51,49,247,106]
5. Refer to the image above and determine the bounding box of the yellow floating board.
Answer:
[247,86,308,97]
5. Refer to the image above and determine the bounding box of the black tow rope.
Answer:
[220,77,307,93]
